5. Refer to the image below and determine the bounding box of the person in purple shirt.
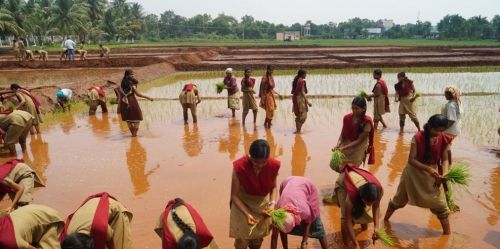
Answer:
[270,176,328,249]
[223,68,240,117]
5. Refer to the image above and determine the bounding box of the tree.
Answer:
[87,0,107,23]
[0,7,24,35]
[50,0,89,35]
[493,15,500,41]
[466,16,492,39]
[211,13,237,36]
[159,10,186,39]
[438,14,466,39]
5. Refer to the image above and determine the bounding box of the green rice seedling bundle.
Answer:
[375,228,397,247]
[445,163,471,186]
[358,90,369,99]
[414,92,422,99]
[0,210,8,217]
[330,149,345,171]
[269,208,288,230]
[445,187,460,212]
[216,83,225,94]
[109,98,118,105]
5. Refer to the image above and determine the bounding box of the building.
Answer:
[276,31,301,41]
[302,23,311,37]
[365,28,382,38]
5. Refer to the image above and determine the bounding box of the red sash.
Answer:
[18,89,41,114]
[394,80,414,97]
[241,78,256,88]
[414,131,451,165]
[233,155,280,196]
[89,87,106,97]
[183,83,194,92]
[343,163,382,202]
[161,199,213,249]
[0,159,23,193]
[341,113,375,164]
[0,216,18,249]
[60,193,116,249]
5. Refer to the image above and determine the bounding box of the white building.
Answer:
[382,19,395,31]
[366,28,382,38]
[276,31,301,41]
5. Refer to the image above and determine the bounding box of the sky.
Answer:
[137,0,499,25]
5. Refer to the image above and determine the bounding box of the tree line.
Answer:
[1,0,500,45]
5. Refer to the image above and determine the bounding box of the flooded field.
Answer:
[1,71,499,249]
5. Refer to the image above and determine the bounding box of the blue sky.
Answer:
[136,0,499,25]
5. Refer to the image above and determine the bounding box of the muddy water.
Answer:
[0,73,499,249]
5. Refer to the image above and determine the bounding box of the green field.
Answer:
[24,38,500,52]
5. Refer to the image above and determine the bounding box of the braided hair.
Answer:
[352,96,367,133]
[171,198,200,249]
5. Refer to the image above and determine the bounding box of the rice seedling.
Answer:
[268,208,288,230]
[358,90,369,98]
[375,228,397,247]
[109,98,118,105]
[414,92,422,99]
[330,149,345,171]
[445,186,460,213]
[445,163,471,186]
[216,83,225,94]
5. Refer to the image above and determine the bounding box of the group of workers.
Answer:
[0,65,464,248]
[11,37,111,62]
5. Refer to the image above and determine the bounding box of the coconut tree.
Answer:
[50,0,89,35]
[87,0,106,23]
[0,7,24,35]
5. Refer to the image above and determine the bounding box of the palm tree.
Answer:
[0,7,24,35]
[50,0,89,35]
[87,0,106,22]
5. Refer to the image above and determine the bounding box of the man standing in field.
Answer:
[63,36,76,61]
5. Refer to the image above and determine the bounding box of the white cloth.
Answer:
[442,100,461,136]
[64,39,76,50]
[61,89,73,99]
[225,68,233,74]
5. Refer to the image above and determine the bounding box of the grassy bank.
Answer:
[34,38,500,52]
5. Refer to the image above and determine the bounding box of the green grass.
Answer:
[28,38,500,52]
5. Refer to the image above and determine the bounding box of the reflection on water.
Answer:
[218,118,241,160]
[88,113,111,138]
[264,129,283,159]
[368,131,388,174]
[183,124,203,157]
[242,126,258,156]
[387,133,410,184]
[126,138,159,196]
[59,112,77,134]
[24,135,50,182]
[291,135,308,176]
[145,72,500,99]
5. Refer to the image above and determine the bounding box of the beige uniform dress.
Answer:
[88,88,108,115]
[398,92,418,123]
[372,85,386,122]
[38,50,48,61]
[0,110,34,147]
[389,137,450,219]
[155,205,219,249]
[15,91,42,126]
[66,198,134,249]
[334,171,374,225]
[10,204,64,249]
[2,162,44,205]
[179,87,199,122]
[241,80,258,115]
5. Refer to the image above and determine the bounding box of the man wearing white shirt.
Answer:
[63,37,76,61]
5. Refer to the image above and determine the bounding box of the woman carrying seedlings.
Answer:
[0,110,34,156]
[1,159,44,210]
[230,139,281,249]
[0,204,64,248]
[118,69,154,137]
[179,83,201,124]
[331,97,375,172]
[384,114,452,235]
[223,68,240,118]
[10,83,43,134]
[270,176,328,249]
[154,198,216,249]
[442,85,462,164]
[88,86,108,115]
[60,192,134,249]
[291,69,312,134]
[241,68,258,125]
[368,69,389,129]
[333,163,383,248]
[259,65,277,129]
[394,72,420,132]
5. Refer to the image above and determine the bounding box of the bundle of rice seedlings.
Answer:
[109,98,118,105]
[358,90,369,99]
[248,223,258,235]
[269,208,288,230]
[445,187,460,212]
[414,92,422,99]
[216,83,225,94]
[375,228,397,247]
[445,163,471,186]
[5,102,16,111]
[330,149,345,171]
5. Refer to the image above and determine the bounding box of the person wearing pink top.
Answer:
[270,176,328,249]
